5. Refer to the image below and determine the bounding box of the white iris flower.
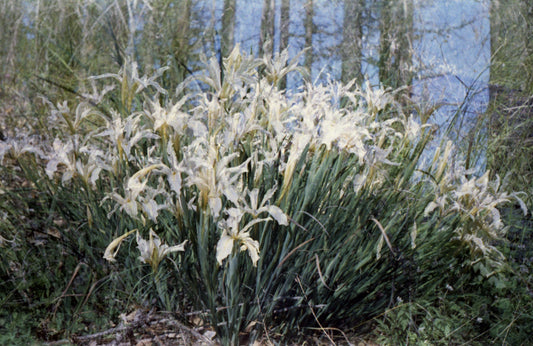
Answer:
[136,229,187,271]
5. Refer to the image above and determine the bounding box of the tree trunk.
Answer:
[378,0,413,90]
[259,0,275,58]
[279,0,290,89]
[221,0,236,58]
[304,0,314,76]
[341,0,364,85]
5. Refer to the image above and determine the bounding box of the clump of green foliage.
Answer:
[1,45,529,345]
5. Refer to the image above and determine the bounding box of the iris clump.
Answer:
[1,46,528,344]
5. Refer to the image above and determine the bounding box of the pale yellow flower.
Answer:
[216,211,266,267]
[103,229,137,262]
[241,187,288,225]
[186,138,249,217]
[216,228,260,267]
[144,97,189,135]
[136,229,187,271]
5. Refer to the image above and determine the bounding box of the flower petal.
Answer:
[216,230,234,265]
[103,229,136,262]
[209,197,222,218]
[240,233,260,266]
[163,240,188,255]
[267,206,288,225]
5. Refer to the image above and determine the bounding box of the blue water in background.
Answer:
[413,0,490,128]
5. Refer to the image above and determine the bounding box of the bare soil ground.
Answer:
[43,308,378,346]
